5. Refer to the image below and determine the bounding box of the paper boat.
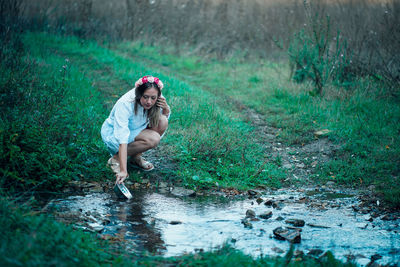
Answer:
[113,183,133,199]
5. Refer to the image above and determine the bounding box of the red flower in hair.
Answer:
[154,77,159,84]
[142,76,148,84]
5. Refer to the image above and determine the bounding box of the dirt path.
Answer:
[112,49,341,188]
[238,100,340,187]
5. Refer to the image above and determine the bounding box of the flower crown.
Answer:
[134,75,164,90]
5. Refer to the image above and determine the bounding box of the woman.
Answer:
[101,75,170,185]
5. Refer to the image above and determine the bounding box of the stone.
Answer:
[158,181,168,188]
[307,249,324,257]
[88,222,105,233]
[256,197,264,204]
[368,185,376,191]
[276,216,284,221]
[246,209,256,218]
[241,219,253,229]
[271,247,284,254]
[259,211,273,220]
[326,181,335,186]
[247,189,258,196]
[273,227,301,243]
[296,163,305,168]
[294,250,304,257]
[169,220,182,225]
[314,129,331,137]
[264,199,274,206]
[370,254,382,262]
[170,187,196,197]
[356,223,368,229]
[381,214,397,221]
[285,218,305,227]
[306,223,330,228]
[286,226,302,232]
[272,202,284,210]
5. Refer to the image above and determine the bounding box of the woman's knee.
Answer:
[145,132,161,148]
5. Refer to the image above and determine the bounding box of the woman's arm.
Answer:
[116,143,129,184]
[157,95,170,118]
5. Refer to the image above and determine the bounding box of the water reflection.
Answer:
[49,188,400,265]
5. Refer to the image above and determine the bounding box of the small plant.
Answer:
[288,1,353,95]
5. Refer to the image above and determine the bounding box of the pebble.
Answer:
[246,209,256,218]
[285,218,305,227]
[271,247,284,253]
[273,227,301,243]
[241,219,253,229]
[170,187,196,197]
[169,220,182,225]
[256,197,264,204]
[259,211,273,220]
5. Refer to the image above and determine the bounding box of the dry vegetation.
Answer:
[20,0,399,92]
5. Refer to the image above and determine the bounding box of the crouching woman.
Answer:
[101,75,170,184]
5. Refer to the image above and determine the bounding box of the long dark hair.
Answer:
[134,82,161,128]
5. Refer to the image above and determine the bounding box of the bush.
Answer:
[288,4,352,95]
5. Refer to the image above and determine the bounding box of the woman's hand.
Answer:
[157,96,170,116]
[115,171,129,184]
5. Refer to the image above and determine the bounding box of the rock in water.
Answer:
[246,209,256,218]
[307,249,324,257]
[241,219,253,229]
[273,227,301,243]
[285,218,305,227]
[170,187,196,197]
[247,190,258,196]
[264,199,274,206]
[271,247,284,254]
[169,220,182,225]
[259,211,273,220]
[256,197,264,204]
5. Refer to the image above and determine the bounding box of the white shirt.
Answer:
[101,89,170,153]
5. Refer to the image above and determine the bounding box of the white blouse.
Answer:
[101,89,169,152]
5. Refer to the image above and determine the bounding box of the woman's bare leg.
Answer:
[126,115,168,169]
[149,115,168,136]
[127,129,161,157]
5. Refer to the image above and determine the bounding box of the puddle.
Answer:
[45,187,399,266]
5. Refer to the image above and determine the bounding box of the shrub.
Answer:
[288,3,352,95]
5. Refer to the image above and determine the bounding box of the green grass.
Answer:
[4,31,398,204]
[20,32,285,191]
[135,245,355,267]
[0,198,130,266]
[114,41,400,207]
[0,29,369,266]
[0,33,112,192]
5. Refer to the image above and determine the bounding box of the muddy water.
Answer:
[46,187,399,266]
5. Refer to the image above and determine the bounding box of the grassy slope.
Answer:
[24,32,286,190]
[113,41,400,206]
